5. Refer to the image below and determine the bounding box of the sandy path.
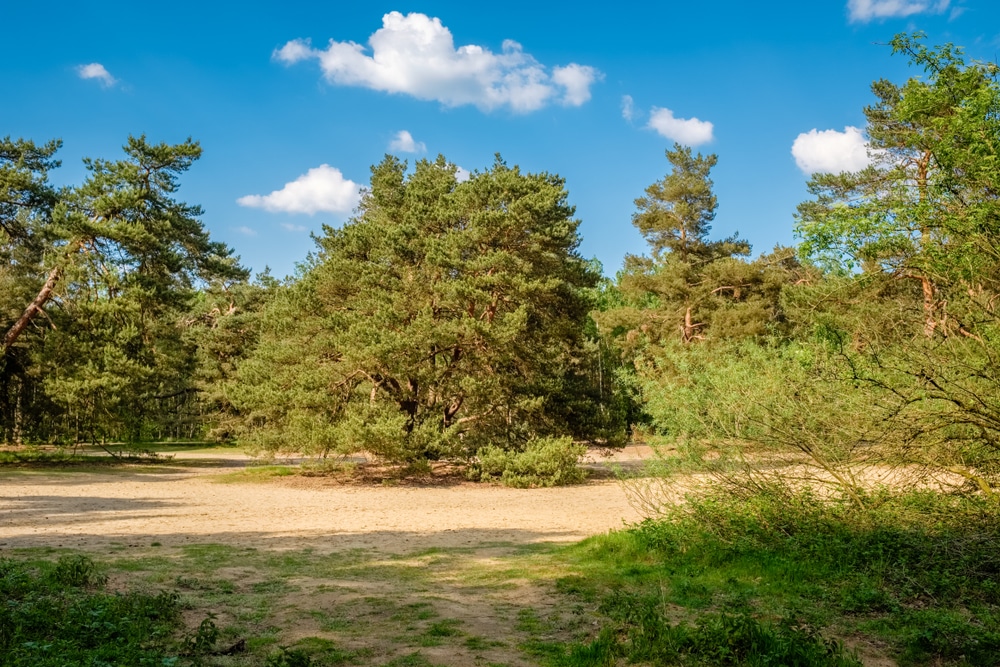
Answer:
[0,451,647,553]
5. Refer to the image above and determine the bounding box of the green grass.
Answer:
[545,488,1000,666]
[9,467,992,666]
[0,554,188,666]
[213,465,298,483]
[2,539,576,666]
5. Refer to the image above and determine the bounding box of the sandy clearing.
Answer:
[0,448,649,553]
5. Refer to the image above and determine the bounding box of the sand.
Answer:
[0,447,648,552]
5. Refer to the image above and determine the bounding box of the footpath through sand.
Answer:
[0,448,647,552]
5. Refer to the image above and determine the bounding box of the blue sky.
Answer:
[4,1,1000,279]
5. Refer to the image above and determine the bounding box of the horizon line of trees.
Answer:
[4,32,1000,491]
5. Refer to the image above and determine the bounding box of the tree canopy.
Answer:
[231,154,619,463]
[0,136,244,443]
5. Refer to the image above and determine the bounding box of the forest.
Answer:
[3,33,1000,666]
[3,34,999,495]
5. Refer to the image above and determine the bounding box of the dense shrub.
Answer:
[471,436,587,487]
[557,488,1000,666]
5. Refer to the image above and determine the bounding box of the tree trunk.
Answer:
[2,264,61,357]
[921,275,937,338]
[916,150,939,338]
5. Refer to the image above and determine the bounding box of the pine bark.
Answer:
[2,264,61,357]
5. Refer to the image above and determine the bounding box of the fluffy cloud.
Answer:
[847,0,949,22]
[76,63,117,88]
[621,95,635,122]
[281,222,309,232]
[455,166,471,183]
[237,165,360,215]
[274,11,601,112]
[647,107,714,146]
[791,126,871,174]
[552,64,601,106]
[389,130,426,153]
[234,226,258,236]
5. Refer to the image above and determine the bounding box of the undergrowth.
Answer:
[550,487,1000,666]
[0,554,183,666]
[0,446,165,467]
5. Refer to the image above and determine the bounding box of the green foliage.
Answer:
[232,155,620,464]
[470,436,587,487]
[185,271,276,442]
[264,647,313,667]
[555,489,1000,666]
[634,337,890,499]
[1,135,246,444]
[788,33,1000,490]
[600,144,796,351]
[564,607,861,667]
[797,33,1000,294]
[182,615,220,658]
[0,555,182,666]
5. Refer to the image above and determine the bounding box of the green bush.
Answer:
[0,555,182,666]
[568,603,861,667]
[471,436,587,487]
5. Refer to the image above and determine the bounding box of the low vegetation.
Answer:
[0,554,183,666]
[546,486,1000,666]
[469,436,588,487]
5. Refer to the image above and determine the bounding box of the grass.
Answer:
[214,465,297,483]
[0,554,187,666]
[544,487,1000,666]
[0,441,242,474]
[6,455,998,666]
[2,539,576,666]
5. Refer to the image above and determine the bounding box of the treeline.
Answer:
[614,34,1000,497]
[3,34,999,490]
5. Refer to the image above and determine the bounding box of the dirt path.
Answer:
[0,449,645,552]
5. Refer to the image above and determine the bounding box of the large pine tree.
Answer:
[231,155,614,462]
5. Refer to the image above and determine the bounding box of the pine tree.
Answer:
[231,155,614,462]
[601,144,754,346]
[1,136,245,443]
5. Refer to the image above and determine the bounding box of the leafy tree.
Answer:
[787,34,1000,493]
[0,138,63,441]
[796,33,1000,339]
[185,271,277,441]
[0,136,245,443]
[232,155,618,464]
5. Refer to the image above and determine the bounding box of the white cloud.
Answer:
[389,130,426,153]
[234,226,258,236]
[847,0,949,22]
[273,39,314,64]
[273,11,601,113]
[76,63,117,88]
[237,165,360,215]
[647,107,714,146]
[280,222,309,232]
[552,64,601,105]
[455,166,471,183]
[621,95,635,122]
[791,126,872,174]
